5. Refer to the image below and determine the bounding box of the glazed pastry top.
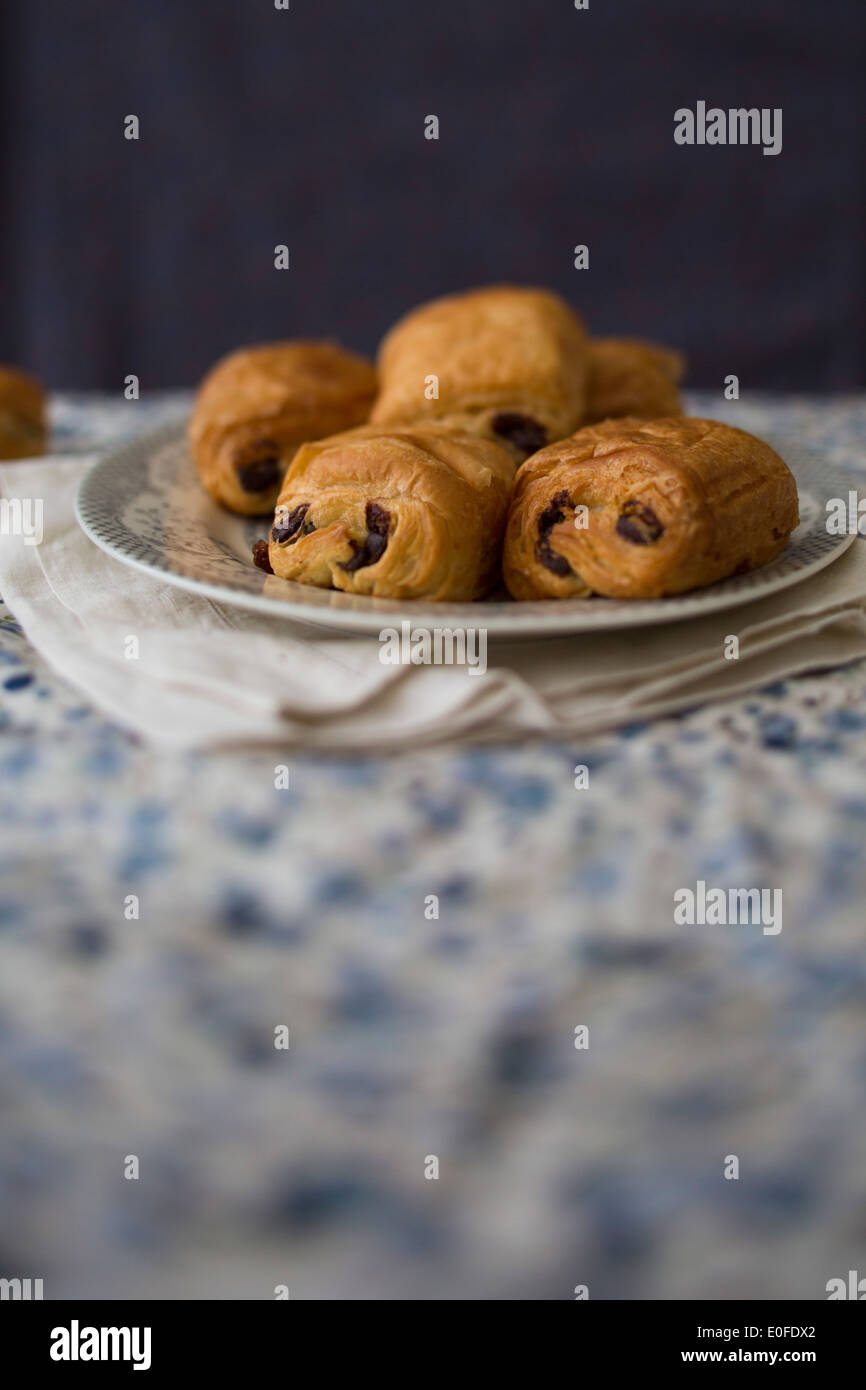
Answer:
[269,423,516,601]
[583,337,685,425]
[371,285,587,442]
[188,340,378,515]
[189,341,377,442]
[278,422,516,511]
[504,416,799,601]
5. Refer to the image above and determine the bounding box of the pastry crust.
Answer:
[503,417,799,601]
[268,424,516,601]
[189,342,377,515]
[0,365,46,459]
[584,337,685,425]
[370,285,587,462]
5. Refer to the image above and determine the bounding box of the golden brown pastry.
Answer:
[503,417,799,601]
[370,286,587,462]
[189,342,378,515]
[265,424,516,601]
[0,365,47,459]
[583,337,685,425]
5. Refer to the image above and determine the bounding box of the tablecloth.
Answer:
[1,392,865,1300]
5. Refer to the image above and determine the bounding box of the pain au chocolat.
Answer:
[370,286,587,463]
[267,424,516,601]
[584,337,685,425]
[0,365,46,459]
[503,417,799,601]
[189,342,377,515]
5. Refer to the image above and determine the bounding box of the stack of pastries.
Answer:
[188,286,799,603]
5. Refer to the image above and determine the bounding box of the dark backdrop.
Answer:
[1,0,864,390]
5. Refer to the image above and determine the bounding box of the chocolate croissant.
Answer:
[0,365,46,459]
[370,286,587,462]
[503,417,799,601]
[189,342,377,515]
[267,424,516,601]
[584,337,685,425]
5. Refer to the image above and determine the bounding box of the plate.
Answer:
[75,425,857,637]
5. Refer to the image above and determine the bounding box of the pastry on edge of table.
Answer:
[266,423,516,601]
[188,341,378,516]
[502,416,799,601]
[0,365,47,459]
[370,285,588,463]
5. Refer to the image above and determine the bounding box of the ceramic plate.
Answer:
[75,425,857,637]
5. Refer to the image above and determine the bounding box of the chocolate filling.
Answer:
[251,539,274,573]
[491,412,547,455]
[535,488,573,576]
[236,456,281,494]
[340,501,391,573]
[272,502,315,545]
[615,499,665,545]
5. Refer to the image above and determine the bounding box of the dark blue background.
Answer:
[1,0,863,390]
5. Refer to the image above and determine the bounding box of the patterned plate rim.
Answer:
[75,424,859,637]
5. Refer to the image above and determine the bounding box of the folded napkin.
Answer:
[1,456,865,750]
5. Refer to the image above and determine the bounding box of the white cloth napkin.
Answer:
[1,456,865,750]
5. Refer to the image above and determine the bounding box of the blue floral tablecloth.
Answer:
[1,393,865,1300]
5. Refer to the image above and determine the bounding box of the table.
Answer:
[2,393,865,1299]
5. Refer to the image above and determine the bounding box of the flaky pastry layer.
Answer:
[503,417,799,601]
[370,286,587,462]
[189,341,377,515]
[584,337,685,426]
[268,424,516,601]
